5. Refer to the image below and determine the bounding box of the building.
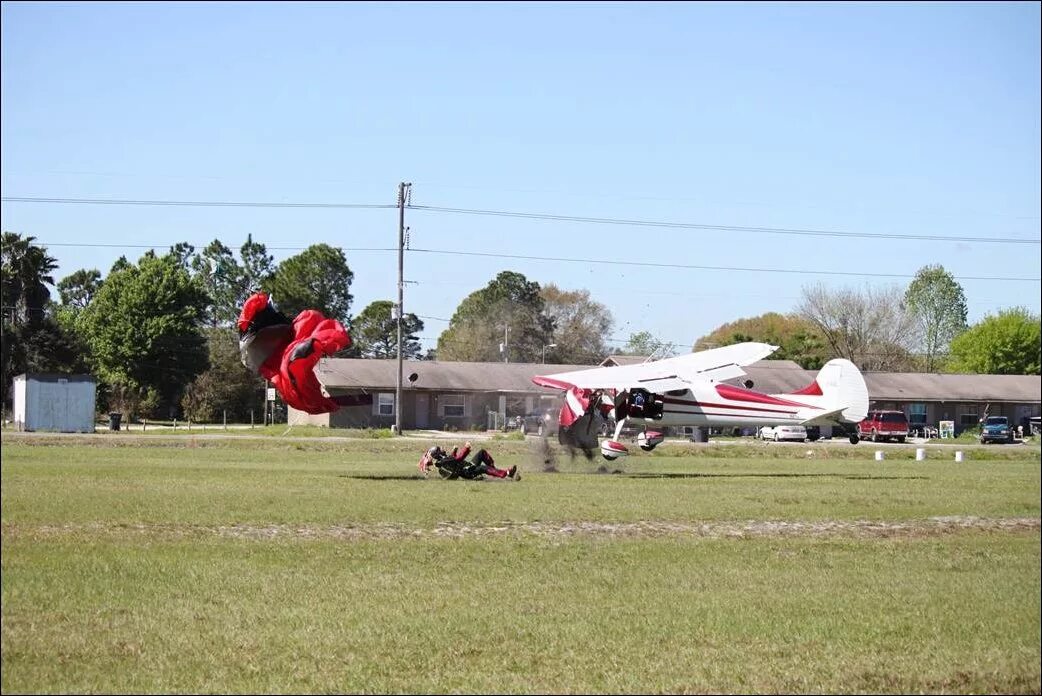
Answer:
[289,358,1042,436]
[12,373,97,433]
[857,370,1041,435]
[740,362,1041,435]
[289,359,593,430]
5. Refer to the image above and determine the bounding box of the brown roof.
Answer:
[315,358,1041,404]
[860,371,1040,403]
[599,355,652,367]
[315,359,593,394]
[738,361,815,392]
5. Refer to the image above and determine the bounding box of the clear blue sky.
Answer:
[2,1,1039,356]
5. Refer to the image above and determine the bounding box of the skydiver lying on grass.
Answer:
[418,442,520,481]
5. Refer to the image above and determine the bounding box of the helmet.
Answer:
[419,446,443,473]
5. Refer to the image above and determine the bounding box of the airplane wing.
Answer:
[533,342,779,392]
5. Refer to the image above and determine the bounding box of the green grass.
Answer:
[2,435,1039,693]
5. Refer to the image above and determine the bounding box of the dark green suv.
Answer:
[980,416,1015,444]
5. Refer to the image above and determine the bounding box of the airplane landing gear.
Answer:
[849,432,860,444]
[637,430,665,452]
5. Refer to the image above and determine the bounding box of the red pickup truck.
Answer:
[857,410,909,443]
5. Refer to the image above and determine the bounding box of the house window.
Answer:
[374,393,394,417]
[959,412,980,427]
[909,403,927,425]
[440,394,466,418]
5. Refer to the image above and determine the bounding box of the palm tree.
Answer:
[1,232,58,326]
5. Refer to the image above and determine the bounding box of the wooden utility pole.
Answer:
[395,182,411,435]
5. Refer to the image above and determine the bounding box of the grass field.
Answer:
[2,433,1039,693]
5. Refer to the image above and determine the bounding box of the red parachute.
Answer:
[237,292,352,414]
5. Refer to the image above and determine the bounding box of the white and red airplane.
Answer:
[532,342,869,460]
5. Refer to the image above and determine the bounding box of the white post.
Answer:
[955,451,964,462]
[915,448,926,461]
[874,450,884,461]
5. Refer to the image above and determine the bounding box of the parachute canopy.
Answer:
[237,292,352,415]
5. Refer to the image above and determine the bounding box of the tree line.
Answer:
[693,266,1040,376]
[3,231,1039,422]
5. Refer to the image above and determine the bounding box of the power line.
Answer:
[408,205,1041,245]
[5,195,1038,245]
[25,238,1041,282]
[2,196,395,210]
[407,247,1040,282]
[412,180,1042,222]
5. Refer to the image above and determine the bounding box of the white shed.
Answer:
[12,373,97,433]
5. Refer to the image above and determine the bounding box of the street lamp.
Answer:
[542,343,557,364]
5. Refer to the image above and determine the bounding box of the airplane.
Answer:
[532,342,869,460]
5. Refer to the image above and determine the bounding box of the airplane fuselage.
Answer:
[623,382,816,428]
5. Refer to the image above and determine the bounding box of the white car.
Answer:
[759,425,807,442]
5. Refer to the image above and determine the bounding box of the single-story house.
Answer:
[289,358,1041,436]
[290,359,593,430]
[735,361,1041,435]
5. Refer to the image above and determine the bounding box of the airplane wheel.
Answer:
[849,433,860,444]
[640,444,656,452]
[603,454,618,461]
[773,433,779,442]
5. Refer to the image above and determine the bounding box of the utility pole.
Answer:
[395,181,411,436]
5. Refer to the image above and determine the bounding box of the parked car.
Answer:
[759,424,807,442]
[857,410,909,443]
[979,416,1015,444]
[521,409,557,436]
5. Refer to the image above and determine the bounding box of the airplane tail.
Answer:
[776,358,869,426]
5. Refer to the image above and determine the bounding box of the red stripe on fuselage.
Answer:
[789,380,823,396]
[667,401,797,415]
[662,396,797,415]
[713,384,817,409]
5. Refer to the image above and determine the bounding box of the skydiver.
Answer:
[418,442,520,481]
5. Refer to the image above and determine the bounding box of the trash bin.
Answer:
[689,427,710,443]
[108,412,122,431]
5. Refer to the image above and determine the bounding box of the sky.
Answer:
[2,1,1040,357]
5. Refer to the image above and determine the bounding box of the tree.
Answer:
[904,264,968,372]
[539,284,614,364]
[351,300,424,359]
[264,244,353,322]
[436,271,552,362]
[2,231,57,326]
[1,233,85,407]
[947,307,1040,375]
[57,269,103,310]
[181,328,265,422]
[693,312,828,369]
[168,242,195,269]
[78,251,210,417]
[190,240,244,328]
[797,283,917,372]
[620,331,675,357]
[238,234,276,305]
